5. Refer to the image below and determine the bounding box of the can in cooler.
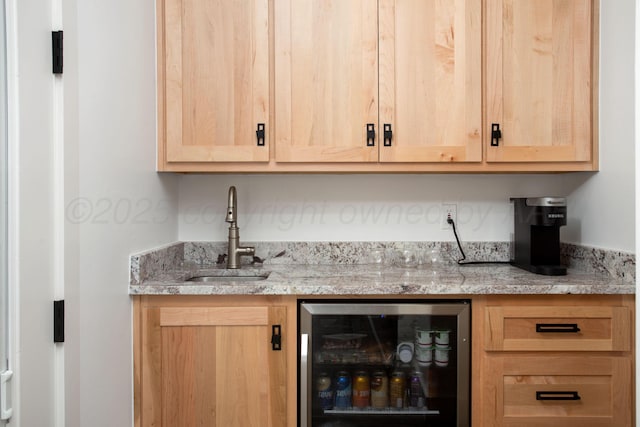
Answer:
[334,371,352,408]
[389,370,406,408]
[409,371,426,407]
[414,327,433,346]
[316,372,333,410]
[370,371,389,409]
[352,371,370,408]
[434,346,451,367]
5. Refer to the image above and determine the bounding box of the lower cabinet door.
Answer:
[140,304,287,427]
[483,355,632,426]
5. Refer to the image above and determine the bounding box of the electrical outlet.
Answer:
[441,203,457,229]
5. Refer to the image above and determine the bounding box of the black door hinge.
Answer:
[52,31,63,74]
[271,325,282,351]
[54,300,64,343]
[491,123,502,146]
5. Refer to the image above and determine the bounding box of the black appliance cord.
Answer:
[448,217,511,265]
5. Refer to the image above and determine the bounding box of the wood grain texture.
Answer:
[486,356,631,426]
[379,0,482,162]
[485,0,594,164]
[161,0,270,163]
[479,295,634,427]
[137,297,288,427]
[141,307,162,427]
[275,0,379,162]
[485,305,631,352]
[160,306,269,326]
[159,0,598,172]
[133,298,142,427]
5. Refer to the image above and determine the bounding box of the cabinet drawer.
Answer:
[484,306,631,351]
[485,356,632,427]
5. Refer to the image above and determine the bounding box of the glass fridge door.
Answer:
[299,301,470,427]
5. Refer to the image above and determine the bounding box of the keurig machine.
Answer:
[511,197,567,276]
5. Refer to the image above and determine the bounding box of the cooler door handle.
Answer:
[300,334,309,427]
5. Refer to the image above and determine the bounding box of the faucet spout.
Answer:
[225,186,254,269]
[226,186,237,224]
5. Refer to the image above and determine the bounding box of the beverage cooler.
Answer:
[298,300,470,427]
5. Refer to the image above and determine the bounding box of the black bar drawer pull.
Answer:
[536,323,581,333]
[536,391,581,401]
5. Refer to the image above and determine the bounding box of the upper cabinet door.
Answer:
[159,0,270,165]
[275,0,379,162]
[379,0,482,163]
[486,0,594,164]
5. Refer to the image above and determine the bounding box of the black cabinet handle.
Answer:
[256,123,265,146]
[491,123,501,146]
[271,325,282,351]
[536,391,581,401]
[383,124,393,146]
[366,123,375,147]
[536,323,581,333]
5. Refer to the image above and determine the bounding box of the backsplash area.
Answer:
[130,241,635,286]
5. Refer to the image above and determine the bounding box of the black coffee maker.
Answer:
[510,197,567,276]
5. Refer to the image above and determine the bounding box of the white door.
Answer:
[8,0,59,425]
[0,1,10,425]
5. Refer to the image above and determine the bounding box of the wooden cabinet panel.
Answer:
[379,0,482,163]
[485,305,631,352]
[158,0,598,172]
[485,0,595,165]
[475,295,634,427]
[484,356,632,426]
[275,0,379,162]
[138,300,287,427]
[159,0,269,164]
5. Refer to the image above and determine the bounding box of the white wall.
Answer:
[566,0,635,252]
[61,1,179,426]
[179,174,585,243]
[178,1,636,254]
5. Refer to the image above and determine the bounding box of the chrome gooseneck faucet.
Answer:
[225,186,255,269]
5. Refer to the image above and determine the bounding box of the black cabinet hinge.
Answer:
[491,123,502,146]
[52,31,63,74]
[271,325,282,351]
[54,300,64,343]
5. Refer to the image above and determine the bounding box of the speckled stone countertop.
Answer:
[129,242,635,296]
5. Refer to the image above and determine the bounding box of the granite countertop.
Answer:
[129,241,635,296]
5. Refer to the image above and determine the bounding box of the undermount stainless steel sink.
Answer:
[187,272,270,282]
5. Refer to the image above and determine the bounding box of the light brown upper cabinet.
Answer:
[275,0,482,164]
[274,1,379,163]
[485,0,597,170]
[378,0,482,163]
[157,0,270,169]
[157,0,597,172]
